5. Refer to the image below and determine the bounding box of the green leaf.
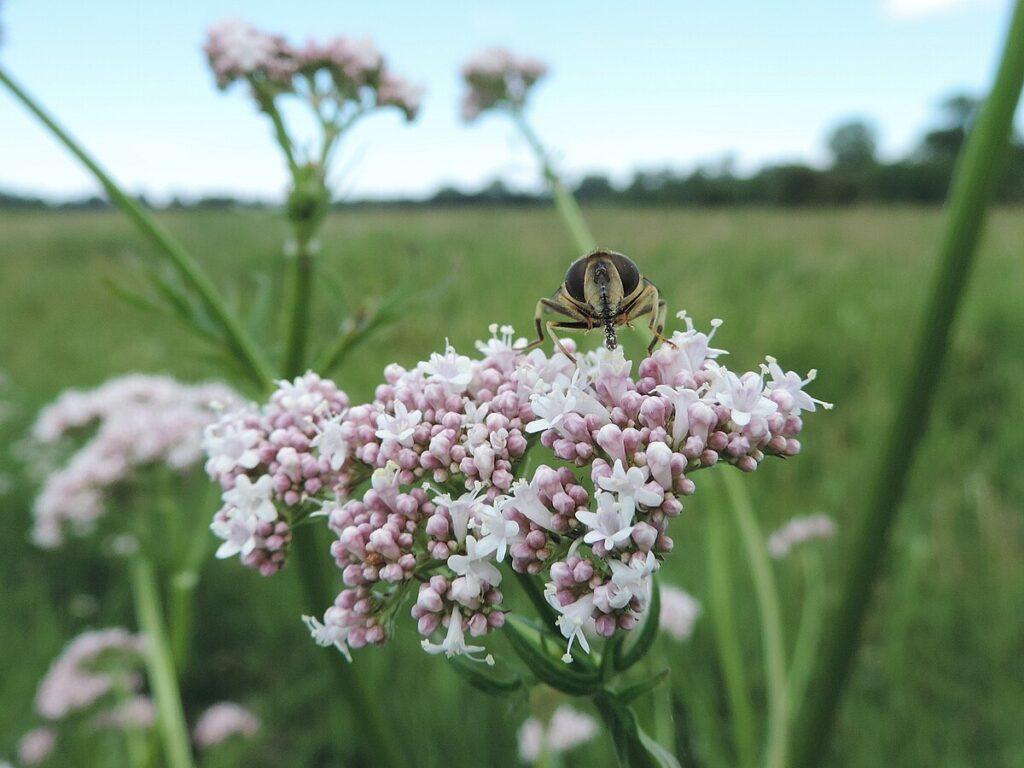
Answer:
[616,579,660,671]
[140,260,219,343]
[447,656,523,697]
[502,616,599,696]
[617,668,671,705]
[638,726,683,768]
[594,691,682,768]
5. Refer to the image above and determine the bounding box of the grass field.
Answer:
[1,206,1022,767]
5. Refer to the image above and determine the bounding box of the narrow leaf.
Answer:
[447,656,523,697]
[503,616,599,696]
[618,668,671,705]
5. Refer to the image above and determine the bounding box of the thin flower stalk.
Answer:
[460,47,596,254]
[203,19,423,378]
[130,556,195,768]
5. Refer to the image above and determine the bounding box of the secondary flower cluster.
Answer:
[204,372,351,576]
[460,47,548,121]
[30,374,239,548]
[15,627,152,763]
[207,314,828,664]
[204,18,421,120]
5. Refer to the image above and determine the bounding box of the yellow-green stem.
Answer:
[0,67,275,392]
[722,471,788,768]
[786,551,825,720]
[129,557,195,768]
[788,2,1024,764]
[512,112,598,254]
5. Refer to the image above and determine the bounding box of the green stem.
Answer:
[721,471,788,768]
[512,112,598,253]
[786,551,825,720]
[129,557,194,768]
[260,95,300,174]
[788,3,1024,765]
[290,524,405,768]
[704,480,757,768]
[0,67,274,391]
[282,237,316,378]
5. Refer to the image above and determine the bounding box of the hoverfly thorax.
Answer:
[525,248,666,360]
[564,250,641,349]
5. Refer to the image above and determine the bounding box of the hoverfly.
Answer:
[520,249,672,361]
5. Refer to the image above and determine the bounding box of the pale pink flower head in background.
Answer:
[17,728,56,767]
[29,374,240,548]
[460,46,549,121]
[193,702,261,749]
[659,584,701,641]
[767,514,838,558]
[203,17,296,90]
[517,705,598,763]
[206,20,422,121]
[91,696,156,731]
[34,628,146,721]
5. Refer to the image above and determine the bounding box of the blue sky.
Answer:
[0,0,1015,201]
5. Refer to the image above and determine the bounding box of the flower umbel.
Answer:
[208,315,827,664]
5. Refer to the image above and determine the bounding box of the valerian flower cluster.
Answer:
[30,375,240,548]
[205,314,829,663]
[460,47,548,121]
[204,17,421,121]
[14,628,151,763]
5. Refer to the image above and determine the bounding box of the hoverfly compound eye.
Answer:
[608,252,640,296]
[564,256,588,302]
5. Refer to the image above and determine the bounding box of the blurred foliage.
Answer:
[1,206,1022,767]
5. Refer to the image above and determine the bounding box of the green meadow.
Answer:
[2,206,1022,767]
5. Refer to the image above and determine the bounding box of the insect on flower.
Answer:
[521,249,673,360]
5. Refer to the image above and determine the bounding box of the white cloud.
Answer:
[883,0,995,20]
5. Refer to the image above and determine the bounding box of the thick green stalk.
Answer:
[290,524,405,768]
[721,472,788,768]
[788,3,1024,764]
[0,67,274,391]
[129,557,195,768]
[512,112,598,253]
[704,481,757,768]
[282,237,316,377]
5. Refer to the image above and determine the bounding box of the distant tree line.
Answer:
[4,92,1023,211]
